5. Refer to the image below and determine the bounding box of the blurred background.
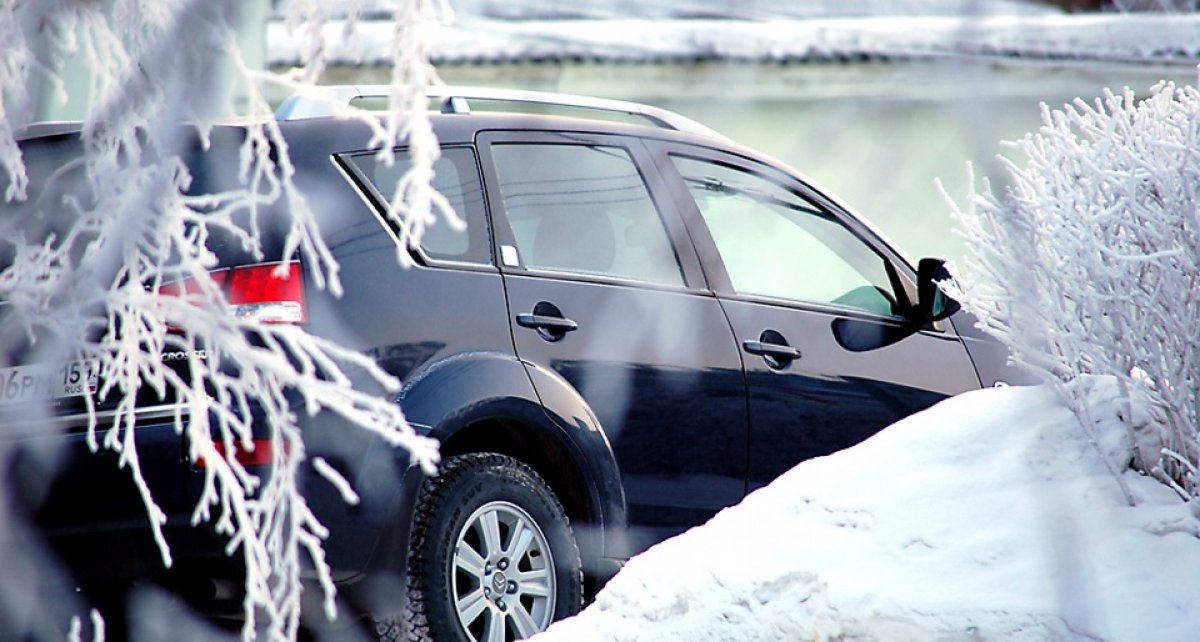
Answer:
[40,0,1200,264]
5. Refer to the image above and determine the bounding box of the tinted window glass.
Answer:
[672,155,900,316]
[348,148,490,264]
[491,143,684,287]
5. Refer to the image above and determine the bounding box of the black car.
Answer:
[5,87,1014,642]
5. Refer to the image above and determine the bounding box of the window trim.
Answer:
[334,146,497,271]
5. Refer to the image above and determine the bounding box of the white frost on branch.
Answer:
[944,79,1200,504]
[267,0,461,267]
[66,610,105,642]
[0,0,453,640]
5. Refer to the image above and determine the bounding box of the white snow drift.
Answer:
[533,379,1200,642]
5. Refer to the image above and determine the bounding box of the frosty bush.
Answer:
[947,80,1200,502]
[0,0,452,640]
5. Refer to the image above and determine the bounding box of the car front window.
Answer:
[671,154,901,316]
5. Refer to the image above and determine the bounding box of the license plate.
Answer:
[0,360,98,406]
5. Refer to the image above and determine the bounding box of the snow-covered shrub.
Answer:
[946,80,1200,503]
[0,0,452,639]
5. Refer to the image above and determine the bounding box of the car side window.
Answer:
[671,154,901,316]
[346,147,491,265]
[490,143,685,287]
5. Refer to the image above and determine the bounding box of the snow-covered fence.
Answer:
[946,80,1200,502]
[0,0,452,640]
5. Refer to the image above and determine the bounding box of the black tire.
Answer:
[376,453,583,642]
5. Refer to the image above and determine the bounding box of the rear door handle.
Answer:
[516,313,579,333]
[517,301,579,342]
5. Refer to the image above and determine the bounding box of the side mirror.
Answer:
[916,258,961,323]
[832,257,962,353]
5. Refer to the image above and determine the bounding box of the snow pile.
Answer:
[268,14,1200,66]
[310,0,1061,21]
[533,380,1200,642]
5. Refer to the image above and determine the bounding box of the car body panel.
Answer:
[644,139,983,489]
[719,298,980,489]
[476,131,751,553]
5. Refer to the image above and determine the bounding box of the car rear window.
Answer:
[489,143,684,287]
[344,147,491,266]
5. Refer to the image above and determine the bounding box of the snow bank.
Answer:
[268,14,1200,66]
[309,0,1061,21]
[533,380,1200,642]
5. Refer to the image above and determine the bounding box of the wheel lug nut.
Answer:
[498,558,509,571]
[496,598,506,611]
[484,562,493,574]
[507,580,518,594]
[484,587,492,597]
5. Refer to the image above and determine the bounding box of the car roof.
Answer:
[15,86,735,153]
[273,108,746,164]
[275,85,727,140]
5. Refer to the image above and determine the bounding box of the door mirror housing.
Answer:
[916,258,961,323]
[831,258,962,353]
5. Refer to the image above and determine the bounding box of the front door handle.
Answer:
[742,329,801,369]
[742,340,801,361]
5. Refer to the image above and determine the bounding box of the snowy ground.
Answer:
[532,379,1200,642]
[270,13,1200,66]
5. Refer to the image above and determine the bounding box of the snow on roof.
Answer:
[267,13,1200,67]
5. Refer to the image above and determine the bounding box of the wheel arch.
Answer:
[400,352,627,578]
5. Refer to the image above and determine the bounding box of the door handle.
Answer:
[517,301,579,342]
[516,313,579,333]
[742,340,802,361]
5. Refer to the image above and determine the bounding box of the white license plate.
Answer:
[0,360,98,406]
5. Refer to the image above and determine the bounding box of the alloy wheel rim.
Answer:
[452,500,557,641]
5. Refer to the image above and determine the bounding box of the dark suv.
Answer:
[8,87,1012,641]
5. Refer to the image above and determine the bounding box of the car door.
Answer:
[477,131,748,553]
[655,144,982,492]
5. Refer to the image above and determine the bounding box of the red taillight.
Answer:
[197,439,278,469]
[159,268,229,300]
[160,262,306,325]
[227,263,307,325]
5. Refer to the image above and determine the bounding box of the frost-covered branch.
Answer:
[257,0,460,267]
[0,0,453,639]
[945,80,1200,503]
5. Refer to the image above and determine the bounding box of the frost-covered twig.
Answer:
[945,80,1200,503]
[0,0,453,640]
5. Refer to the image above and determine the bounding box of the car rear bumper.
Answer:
[9,403,426,619]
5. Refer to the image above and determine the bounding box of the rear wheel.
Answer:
[381,453,583,642]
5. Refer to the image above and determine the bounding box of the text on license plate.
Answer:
[0,360,98,406]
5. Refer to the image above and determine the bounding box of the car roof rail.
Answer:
[274,85,727,140]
